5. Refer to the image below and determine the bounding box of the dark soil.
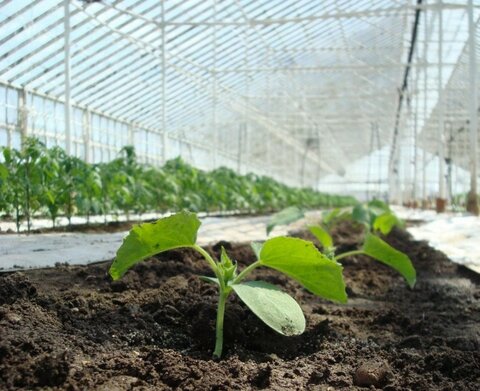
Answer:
[0,223,479,390]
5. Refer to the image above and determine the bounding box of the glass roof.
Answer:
[0,0,479,191]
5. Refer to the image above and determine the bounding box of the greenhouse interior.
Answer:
[0,0,479,389]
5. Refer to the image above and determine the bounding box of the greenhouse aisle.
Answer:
[0,214,302,272]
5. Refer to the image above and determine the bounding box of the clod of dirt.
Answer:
[353,361,392,388]
[0,273,37,305]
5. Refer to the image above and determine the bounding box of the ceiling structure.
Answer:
[0,0,478,193]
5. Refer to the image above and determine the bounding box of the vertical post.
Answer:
[243,27,250,175]
[64,0,72,155]
[161,0,168,164]
[436,0,446,211]
[413,58,419,205]
[466,0,479,215]
[211,0,218,169]
[17,88,28,144]
[83,109,91,163]
[237,122,243,173]
[265,49,271,177]
[128,123,134,146]
[422,1,428,208]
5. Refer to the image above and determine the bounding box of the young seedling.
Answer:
[109,211,347,358]
[308,224,416,288]
[267,201,416,288]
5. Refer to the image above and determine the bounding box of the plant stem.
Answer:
[213,289,228,359]
[335,249,365,261]
[232,260,262,284]
[192,244,220,279]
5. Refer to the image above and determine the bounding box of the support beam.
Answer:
[161,0,168,164]
[82,108,91,163]
[211,0,218,169]
[63,0,72,155]
[436,0,446,212]
[466,0,479,215]
[17,88,28,143]
[389,0,422,204]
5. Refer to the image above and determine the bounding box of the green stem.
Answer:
[192,244,220,278]
[232,260,262,285]
[335,249,365,261]
[213,289,229,359]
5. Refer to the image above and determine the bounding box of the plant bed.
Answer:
[0,223,479,390]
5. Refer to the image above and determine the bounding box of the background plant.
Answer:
[0,139,357,228]
[267,200,416,288]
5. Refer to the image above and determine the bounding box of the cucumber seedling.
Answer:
[109,211,347,358]
[266,201,416,289]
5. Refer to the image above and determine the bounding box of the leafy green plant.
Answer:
[308,224,416,288]
[267,201,416,288]
[109,211,347,358]
[0,138,357,228]
[1,138,48,232]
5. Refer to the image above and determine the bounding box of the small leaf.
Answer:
[373,212,402,235]
[220,247,233,268]
[250,242,263,260]
[232,281,305,336]
[351,204,371,227]
[266,206,304,235]
[109,211,200,279]
[362,233,416,288]
[199,276,220,285]
[259,237,347,303]
[308,225,333,249]
[220,247,237,281]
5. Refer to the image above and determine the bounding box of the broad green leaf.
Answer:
[232,280,305,336]
[109,211,200,279]
[259,237,347,303]
[373,212,402,235]
[250,242,263,260]
[362,233,416,288]
[308,225,333,249]
[266,206,304,235]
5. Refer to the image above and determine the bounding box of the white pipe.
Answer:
[422,2,428,203]
[211,0,218,169]
[467,0,478,197]
[63,0,72,155]
[437,0,446,200]
[161,0,167,163]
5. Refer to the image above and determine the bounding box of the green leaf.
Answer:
[362,233,416,288]
[266,206,304,235]
[232,281,305,336]
[351,204,371,227]
[0,163,8,180]
[373,212,402,235]
[308,225,333,249]
[220,247,237,281]
[250,242,263,260]
[109,211,200,279]
[199,276,219,285]
[259,237,347,303]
